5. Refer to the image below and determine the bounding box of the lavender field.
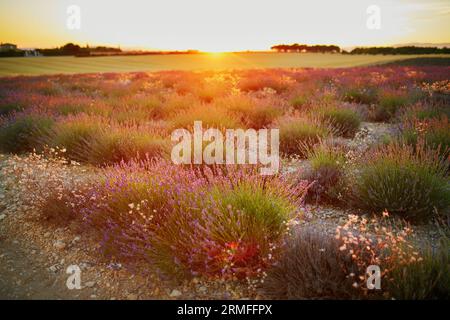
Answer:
[0,65,449,299]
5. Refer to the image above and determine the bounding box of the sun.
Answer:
[202,46,228,54]
[204,51,226,57]
[198,44,236,54]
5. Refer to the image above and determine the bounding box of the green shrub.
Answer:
[242,104,282,129]
[170,105,241,131]
[279,119,328,157]
[49,121,100,161]
[290,95,309,111]
[213,181,295,239]
[47,117,169,165]
[0,115,54,153]
[237,74,291,93]
[387,236,450,299]
[414,108,448,120]
[343,87,378,105]
[351,142,450,222]
[380,93,409,110]
[161,94,199,118]
[38,83,64,96]
[112,109,152,125]
[318,107,361,138]
[263,227,360,299]
[402,104,449,121]
[133,164,304,278]
[86,131,170,165]
[126,96,165,120]
[304,143,346,203]
[402,117,450,159]
[0,103,23,117]
[371,92,410,121]
[224,96,282,129]
[57,103,88,116]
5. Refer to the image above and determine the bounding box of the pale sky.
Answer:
[1,0,449,51]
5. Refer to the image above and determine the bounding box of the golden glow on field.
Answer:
[0,0,449,50]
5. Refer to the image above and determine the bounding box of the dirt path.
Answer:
[0,237,81,299]
[0,181,152,299]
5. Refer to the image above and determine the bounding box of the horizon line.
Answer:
[4,41,450,53]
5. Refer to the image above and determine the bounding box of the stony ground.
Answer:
[0,121,441,299]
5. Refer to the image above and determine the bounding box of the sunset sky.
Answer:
[1,0,449,52]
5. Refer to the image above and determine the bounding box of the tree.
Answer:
[271,43,340,53]
[61,43,81,54]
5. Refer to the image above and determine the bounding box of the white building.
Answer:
[24,50,42,57]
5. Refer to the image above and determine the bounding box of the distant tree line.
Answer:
[270,44,450,55]
[349,46,450,55]
[271,44,341,53]
[0,42,202,58]
[38,43,121,56]
[0,50,24,57]
[0,43,122,57]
